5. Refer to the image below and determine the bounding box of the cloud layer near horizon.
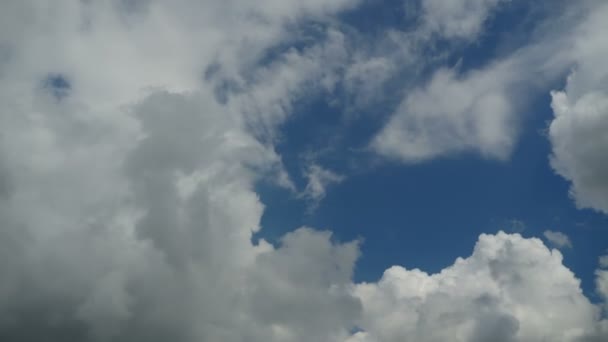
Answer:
[0,1,607,341]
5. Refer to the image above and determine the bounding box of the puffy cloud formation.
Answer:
[548,2,608,213]
[0,1,608,342]
[544,230,573,249]
[352,232,605,342]
[549,89,608,214]
[0,69,359,342]
[0,1,359,341]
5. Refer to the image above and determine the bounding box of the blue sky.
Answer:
[257,0,608,299]
[259,91,608,297]
[2,1,608,341]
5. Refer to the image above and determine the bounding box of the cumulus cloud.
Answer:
[0,1,361,341]
[549,90,608,213]
[0,74,359,342]
[353,232,605,342]
[544,230,573,249]
[548,2,608,213]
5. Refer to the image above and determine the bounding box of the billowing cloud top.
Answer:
[0,1,607,341]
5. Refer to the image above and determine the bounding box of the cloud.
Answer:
[549,86,608,214]
[352,232,606,342]
[0,1,361,341]
[1,1,608,342]
[0,84,362,341]
[421,0,507,40]
[547,1,608,213]
[598,270,608,301]
[543,230,573,249]
[507,219,527,233]
[370,1,599,164]
[599,254,608,269]
[301,164,345,209]
[372,64,519,162]
[343,56,396,110]
[597,268,608,319]
[335,0,513,119]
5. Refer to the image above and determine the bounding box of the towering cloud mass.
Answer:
[0,1,607,341]
[0,1,360,341]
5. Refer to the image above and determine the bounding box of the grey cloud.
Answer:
[0,1,362,340]
[0,88,363,342]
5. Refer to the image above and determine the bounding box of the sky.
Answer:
[1,1,608,342]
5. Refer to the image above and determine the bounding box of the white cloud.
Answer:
[543,1,608,214]
[371,1,606,165]
[372,65,518,162]
[343,56,396,109]
[599,254,608,269]
[549,88,608,214]
[232,28,350,141]
[352,232,606,342]
[543,230,573,249]
[301,164,345,208]
[337,0,510,116]
[597,269,608,318]
[422,0,507,40]
[548,39,608,214]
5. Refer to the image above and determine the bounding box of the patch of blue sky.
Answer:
[43,73,71,100]
[338,0,418,34]
[255,0,608,300]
